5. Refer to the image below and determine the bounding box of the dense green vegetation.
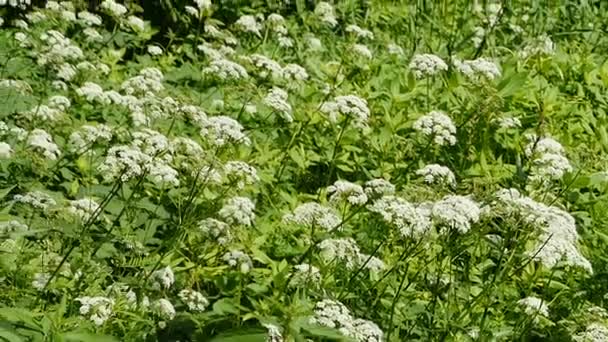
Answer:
[2,0,608,341]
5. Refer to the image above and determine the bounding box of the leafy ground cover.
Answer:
[2,0,608,341]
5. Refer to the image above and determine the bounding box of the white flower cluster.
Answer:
[200,115,250,146]
[321,95,370,129]
[68,124,113,153]
[352,44,373,59]
[282,202,341,231]
[67,198,100,222]
[327,180,368,205]
[310,299,384,342]
[453,58,501,80]
[76,82,107,103]
[0,79,32,93]
[219,196,255,226]
[314,2,338,27]
[289,263,321,288]
[76,296,114,326]
[0,220,28,235]
[27,129,61,160]
[224,161,259,189]
[413,111,457,146]
[494,116,521,129]
[154,298,176,320]
[234,15,262,36]
[318,238,384,273]
[491,188,592,273]
[151,266,175,290]
[431,195,480,234]
[263,87,293,122]
[368,196,432,238]
[223,250,253,273]
[32,273,51,291]
[249,54,284,80]
[0,0,31,9]
[0,142,12,158]
[38,30,83,66]
[363,179,396,199]
[14,191,56,210]
[203,59,249,81]
[264,323,284,342]
[21,104,62,122]
[573,323,608,342]
[387,43,404,56]
[78,11,102,26]
[100,0,127,17]
[345,24,374,40]
[517,296,549,317]
[520,34,555,59]
[198,218,232,244]
[416,164,456,186]
[409,54,448,79]
[525,136,572,181]
[283,63,309,83]
[98,145,152,182]
[178,289,209,312]
[121,67,164,96]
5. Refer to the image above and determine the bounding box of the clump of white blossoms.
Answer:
[345,24,374,40]
[0,220,28,235]
[76,296,114,326]
[223,161,259,189]
[203,59,249,81]
[200,115,250,146]
[494,116,521,129]
[517,296,549,318]
[573,323,608,342]
[387,43,404,56]
[249,54,284,80]
[126,15,145,32]
[409,54,448,79]
[263,87,292,122]
[327,180,368,205]
[223,250,253,274]
[520,34,555,59]
[283,202,341,231]
[78,11,102,26]
[489,188,592,273]
[154,298,176,320]
[363,179,396,199]
[38,30,84,66]
[351,44,373,59]
[282,63,309,83]
[318,238,363,269]
[14,191,56,210]
[100,0,127,17]
[76,82,108,103]
[178,289,209,312]
[525,136,572,181]
[27,129,61,160]
[289,263,321,288]
[98,145,152,182]
[314,2,338,27]
[368,196,432,238]
[0,142,13,158]
[431,195,481,234]
[234,14,262,36]
[121,67,164,95]
[264,323,284,342]
[413,111,457,146]
[151,266,175,290]
[416,164,456,187]
[320,95,370,129]
[198,218,232,244]
[67,198,100,222]
[453,57,501,80]
[219,196,255,226]
[32,272,51,291]
[310,299,384,342]
[68,124,113,153]
[21,105,62,122]
[148,45,163,56]
[148,161,180,187]
[132,129,173,160]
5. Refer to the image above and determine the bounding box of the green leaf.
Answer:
[62,332,119,342]
[0,326,25,342]
[208,332,266,342]
[300,323,352,341]
[0,185,16,201]
[212,298,240,315]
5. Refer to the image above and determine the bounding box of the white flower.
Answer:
[148,45,163,56]
[200,116,250,146]
[83,27,103,42]
[151,266,175,290]
[413,111,457,146]
[363,179,395,199]
[76,82,108,103]
[263,88,292,122]
[345,25,374,40]
[185,5,198,16]
[494,117,521,129]
[21,105,62,122]
[525,136,565,157]
[76,296,114,326]
[48,95,71,111]
[278,35,294,48]
[283,63,309,83]
[320,95,370,129]
[520,34,555,58]
[306,35,323,50]
[100,0,127,17]
[347,318,384,342]
[67,198,100,222]
[314,2,338,27]
[178,289,209,312]
[148,161,180,187]
[132,128,172,160]
[223,250,253,273]
[198,218,232,244]
[409,54,448,79]
[249,54,284,80]
[234,15,262,36]
[68,124,113,153]
[327,180,368,205]
[194,0,211,11]
[318,238,361,269]
[518,296,549,317]
[0,142,13,158]
[154,299,176,320]
[127,15,145,32]
[416,164,456,186]
[32,273,51,291]
[224,161,259,189]
[573,323,608,342]
[289,264,321,288]
[78,11,102,26]
[28,129,61,160]
[203,59,248,81]
[387,43,404,56]
[453,57,501,80]
[357,254,385,273]
[282,202,341,231]
[310,299,353,330]
[61,10,77,22]
[56,63,77,81]
[0,220,28,235]
[368,196,432,238]
[264,323,284,342]
[219,197,255,226]
[432,195,480,234]
[98,145,152,182]
[531,153,572,180]
[351,44,373,59]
